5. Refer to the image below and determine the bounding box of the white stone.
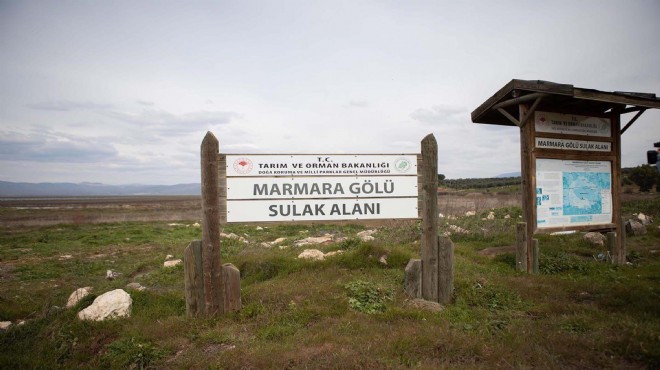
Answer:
[106,270,120,280]
[59,254,73,260]
[465,211,476,217]
[192,222,201,228]
[164,259,182,268]
[66,286,93,308]
[438,213,445,218]
[278,245,289,250]
[294,235,334,247]
[0,321,12,330]
[126,282,146,291]
[271,237,287,245]
[77,289,132,321]
[504,214,511,219]
[260,242,272,248]
[256,226,264,231]
[165,254,174,260]
[583,232,607,247]
[379,255,388,265]
[297,249,325,261]
[487,212,495,220]
[448,224,468,234]
[324,250,344,258]
[360,235,375,242]
[220,233,248,244]
[637,213,652,225]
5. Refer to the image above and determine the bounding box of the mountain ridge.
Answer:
[0,181,201,197]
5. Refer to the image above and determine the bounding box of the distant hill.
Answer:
[494,171,521,178]
[0,181,201,197]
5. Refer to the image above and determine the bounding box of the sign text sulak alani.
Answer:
[224,154,419,223]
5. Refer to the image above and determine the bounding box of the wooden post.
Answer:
[606,231,616,263]
[201,132,224,315]
[184,240,204,317]
[222,263,242,312]
[611,112,625,265]
[532,239,539,274]
[421,134,439,302]
[518,102,535,273]
[516,222,528,272]
[437,236,454,304]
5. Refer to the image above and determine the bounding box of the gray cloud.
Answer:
[0,131,118,163]
[26,100,114,111]
[348,100,368,108]
[410,105,468,125]
[136,100,155,106]
[103,109,239,134]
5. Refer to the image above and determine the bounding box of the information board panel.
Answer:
[536,159,612,228]
[225,154,417,177]
[227,176,418,200]
[226,197,419,223]
[535,111,611,137]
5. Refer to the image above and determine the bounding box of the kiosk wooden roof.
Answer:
[471,79,660,132]
[470,79,660,271]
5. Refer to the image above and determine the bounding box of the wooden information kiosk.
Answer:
[472,80,660,272]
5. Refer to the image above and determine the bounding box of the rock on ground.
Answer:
[407,299,444,312]
[164,259,182,267]
[106,270,120,280]
[66,286,93,308]
[126,282,146,291]
[0,321,12,330]
[356,229,378,241]
[583,232,607,247]
[626,219,647,236]
[297,249,326,261]
[636,212,652,225]
[77,289,132,321]
[294,235,334,247]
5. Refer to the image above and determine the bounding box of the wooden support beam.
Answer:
[620,108,646,135]
[201,132,225,315]
[492,92,547,110]
[518,95,545,129]
[497,108,521,127]
[420,134,439,302]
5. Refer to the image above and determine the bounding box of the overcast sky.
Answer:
[1,0,659,185]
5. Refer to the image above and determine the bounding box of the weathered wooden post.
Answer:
[419,134,454,304]
[532,238,539,274]
[201,132,224,315]
[420,135,439,302]
[516,222,528,272]
[184,132,241,317]
[437,235,454,304]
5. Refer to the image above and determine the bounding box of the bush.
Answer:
[629,164,658,192]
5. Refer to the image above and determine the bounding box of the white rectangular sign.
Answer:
[227,197,419,222]
[225,154,418,177]
[536,159,612,229]
[227,176,418,200]
[535,111,611,137]
[535,137,611,152]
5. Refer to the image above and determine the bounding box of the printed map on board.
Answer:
[562,172,611,216]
